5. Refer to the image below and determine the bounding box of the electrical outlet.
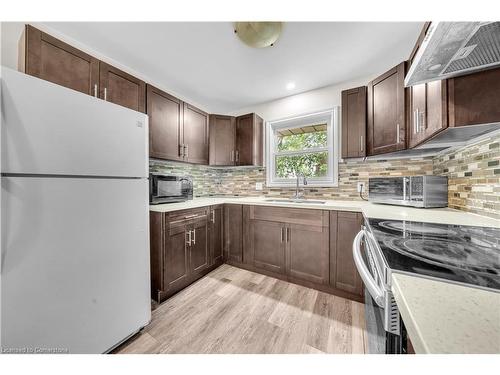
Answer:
[255,182,263,191]
[357,182,365,193]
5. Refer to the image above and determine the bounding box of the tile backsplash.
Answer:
[433,132,500,219]
[149,131,500,219]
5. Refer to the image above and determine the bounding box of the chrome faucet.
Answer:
[292,174,308,200]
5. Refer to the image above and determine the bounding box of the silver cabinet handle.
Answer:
[286,227,290,242]
[192,229,196,245]
[184,144,189,159]
[280,227,284,243]
[353,230,384,307]
[93,84,98,98]
[186,230,192,246]
[420,110,426,130]
[403,177,409,201]
[235,150,239,163]
[413,109,418,134]
[360,135,364,152]
[211,210,215,223]
[396,123,400,143]
[184,214,198,219]
[103,87,107,101]
[179,144,184,157]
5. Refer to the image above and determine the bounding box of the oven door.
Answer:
[353,229,406,354]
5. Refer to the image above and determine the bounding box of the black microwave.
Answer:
[149,173,193,204]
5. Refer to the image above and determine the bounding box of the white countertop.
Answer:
[150,196,500,228]
[392,273,500,354]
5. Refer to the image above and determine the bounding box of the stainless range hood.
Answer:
[405,22,500,87]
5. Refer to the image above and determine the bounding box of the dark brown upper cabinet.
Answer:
[20,25,146,113]
[330,211,363,296]
[367,62,407,156]
[408,81,447,148]
[147,85,209,164]
[341,86,367,158]
[183,103,209,165]
[208,113,264,167]
[99,62,145,113]
[209,114,236,166]
[19,24,99,97]
[147,85,184,161]
[235,113,264,166]
[447,68,500,127]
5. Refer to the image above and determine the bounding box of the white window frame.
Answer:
[265,108,339,187]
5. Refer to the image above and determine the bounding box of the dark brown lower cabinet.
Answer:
[250,220,286,274]
[244,206,330,285]
[149,207,215,303]
[209,205,224,266]
[330,211,364,296]
[224,204,243,263]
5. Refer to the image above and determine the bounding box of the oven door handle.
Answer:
[353,230,385,307]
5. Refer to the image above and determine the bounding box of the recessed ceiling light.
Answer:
[428,64,442,71]
[286,82,296,90]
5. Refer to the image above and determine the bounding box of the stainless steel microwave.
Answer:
[368,175,448,208]
[149,173,193,204]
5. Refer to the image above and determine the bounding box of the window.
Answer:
[265,108,339,187]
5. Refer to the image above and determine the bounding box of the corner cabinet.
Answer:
[330,211,363,296]
[341,86,367,158]
[146,85,209,164]
[209,113,264,166]
[149,207,215,303]
[367,62,407,155]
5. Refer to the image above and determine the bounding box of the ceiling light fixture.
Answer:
[234,22,283,48]
[286,82,296,90]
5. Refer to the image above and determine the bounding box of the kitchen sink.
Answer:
[264,198,326,204]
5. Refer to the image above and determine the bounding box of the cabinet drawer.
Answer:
[249,205,327,227]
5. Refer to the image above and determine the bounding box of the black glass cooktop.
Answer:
[366,218,500,291]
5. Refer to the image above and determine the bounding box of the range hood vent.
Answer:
[405,22,500,87]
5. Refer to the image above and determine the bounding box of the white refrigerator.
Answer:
[0,67,151,353]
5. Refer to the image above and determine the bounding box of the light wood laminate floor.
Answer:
[115,264,368,354]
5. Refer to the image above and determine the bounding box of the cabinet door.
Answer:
[250,220,286,274]
[164,223,190,292]
[235,113,263,166]
[99,62,146,113]
[330,211,363,296]
[147,85,183,161]
[224,204,243,263]
[209,206,224,265]
[408,83,427,148]
[341,86,367,158]
[367,62,406,155]
[448,68,500,127]
[183,103,209,164]
[408,81,447,148]
[209,115,236,165]
[190,218,209,274]
[22,25,99,96]
[287,222,329,284]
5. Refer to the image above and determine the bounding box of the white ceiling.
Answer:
[41,22,423,113]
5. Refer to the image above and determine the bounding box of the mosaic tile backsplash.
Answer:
[433,132,500,219]
[150,131,500,219]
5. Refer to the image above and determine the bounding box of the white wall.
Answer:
[229,74,374,121]
[1,22,25,69]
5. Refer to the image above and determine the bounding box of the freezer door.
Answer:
[1,176,150,353]
[1,67,148,178]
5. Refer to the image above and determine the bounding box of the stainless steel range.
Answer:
[353,218,500,353]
